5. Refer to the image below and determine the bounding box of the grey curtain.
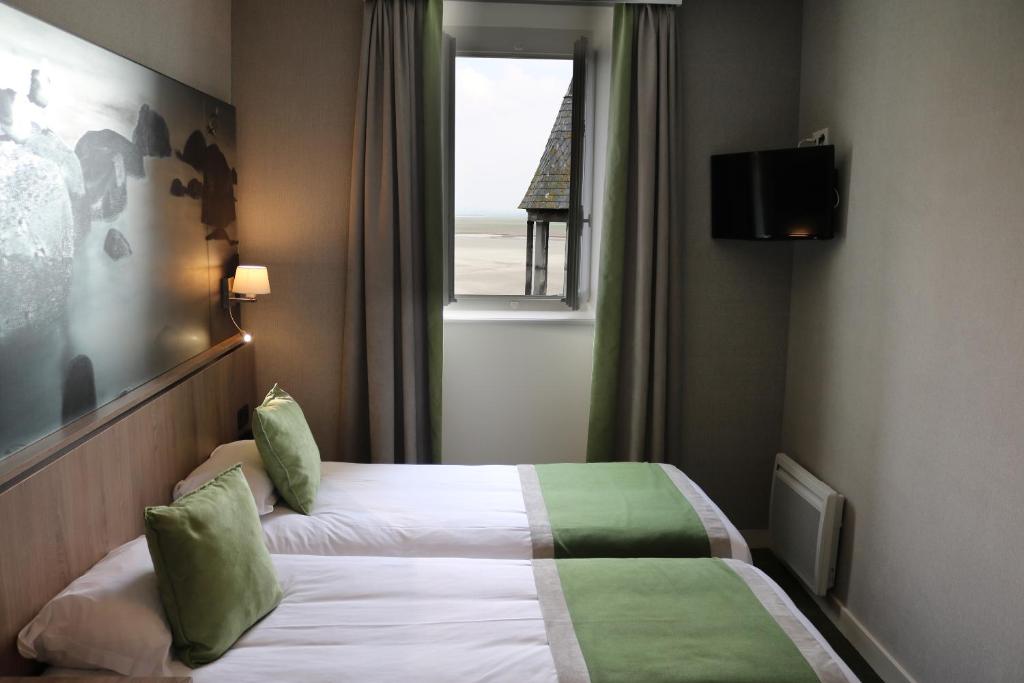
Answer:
[341,0,443,464]
[587,4,680,463]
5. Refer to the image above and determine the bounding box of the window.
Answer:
[443,35,589,311]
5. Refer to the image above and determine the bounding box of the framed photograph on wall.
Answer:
[0,3,239,460]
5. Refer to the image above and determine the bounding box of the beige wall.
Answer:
[5,0,231,102]
[674,0,803,529]
[231,0,363,459]
[784,0,1024,680]
[18,0,362,459]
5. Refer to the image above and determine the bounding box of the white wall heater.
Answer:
[769,453,844,596]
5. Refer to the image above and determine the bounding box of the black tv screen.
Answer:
[711,145,835,240]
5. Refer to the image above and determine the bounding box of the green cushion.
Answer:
[252,384,321,514]
[144,464,282,668]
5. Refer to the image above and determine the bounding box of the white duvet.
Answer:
[260,462,751,561]
[46,553,559,682]
[44,551,855,682]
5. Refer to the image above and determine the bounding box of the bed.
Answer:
[258,460,751,562]
[35,538,856,682]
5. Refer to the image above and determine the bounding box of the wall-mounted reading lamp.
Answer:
[221,265,270,343]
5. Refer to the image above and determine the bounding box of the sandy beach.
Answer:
[454,216,566,296]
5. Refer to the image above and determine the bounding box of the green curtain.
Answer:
[587,3,679,463]
[422,0,444,460]
[587,4,635,463]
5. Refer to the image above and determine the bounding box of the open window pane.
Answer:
[454,56,573,297]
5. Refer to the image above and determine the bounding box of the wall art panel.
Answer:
[0,4,238,459]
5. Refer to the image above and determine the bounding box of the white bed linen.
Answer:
[44,555,854,682]
[262,463,533,558]
[684,471,752,562]
[50,554,559,683]
[260,462,751,561]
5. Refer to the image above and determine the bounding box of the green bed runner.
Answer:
[555,558,821,683]
[535,462,709,558]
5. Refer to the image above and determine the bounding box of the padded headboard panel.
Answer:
[0,338,256,674]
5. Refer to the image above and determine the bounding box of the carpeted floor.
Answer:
[752,549,884,682]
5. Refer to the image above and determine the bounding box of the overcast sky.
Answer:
[455,57,573,218]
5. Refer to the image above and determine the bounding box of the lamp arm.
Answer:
[228,303,243,335]
[227,303,253,343]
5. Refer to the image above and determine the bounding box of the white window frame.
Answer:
[443,25,595,314]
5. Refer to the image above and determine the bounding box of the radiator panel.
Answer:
[770,476,820,588]
[769,453,844,596]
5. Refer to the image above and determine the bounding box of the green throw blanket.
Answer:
[540,557,830,683]
[533,462,711,558]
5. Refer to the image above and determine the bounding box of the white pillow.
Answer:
[18,537,183,676]
[174,440,278,515]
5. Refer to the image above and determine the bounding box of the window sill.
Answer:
[443,308,596,325]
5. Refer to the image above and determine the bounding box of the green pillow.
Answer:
[144,464,282,668]
[252,384,321,514]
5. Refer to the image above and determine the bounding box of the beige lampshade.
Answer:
[232,265,271,296]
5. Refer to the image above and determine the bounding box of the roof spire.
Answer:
[518,81,573,212]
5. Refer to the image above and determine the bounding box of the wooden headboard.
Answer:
[0,337,256,675]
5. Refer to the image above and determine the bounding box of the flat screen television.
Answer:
[711,145,835,240]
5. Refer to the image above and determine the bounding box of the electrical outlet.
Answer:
[809,128,830,146]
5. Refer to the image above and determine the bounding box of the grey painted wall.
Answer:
[675,0,802,529]
[232,0,363,460]
[4,0,231,102]
[784,1,1024,680]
